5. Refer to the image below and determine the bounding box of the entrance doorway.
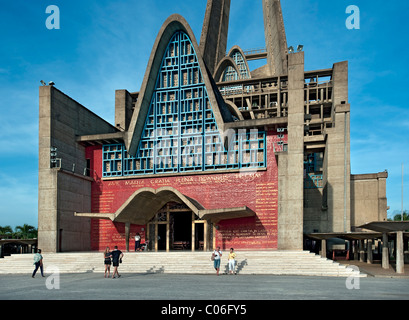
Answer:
[172,211,192,250]
[147,202,210,252]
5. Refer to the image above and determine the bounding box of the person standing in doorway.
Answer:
[228,248,237,275]
[110,246,124,279]
[103,247,112,278]
[134,233,141,252]
[213,246,222,276]
[32,249,44,278]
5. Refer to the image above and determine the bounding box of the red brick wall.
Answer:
[86,130,282,251]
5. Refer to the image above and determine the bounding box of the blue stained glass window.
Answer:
[103,31,266,178]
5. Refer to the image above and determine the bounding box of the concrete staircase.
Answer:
[0,251,367,277]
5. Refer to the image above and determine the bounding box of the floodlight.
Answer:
[49,81,55,86]
[297,45,304,52]
[288,46,294,53]
[40,80,46,86]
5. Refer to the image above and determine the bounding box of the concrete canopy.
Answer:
[358,221,409,233]
[75,186,255,225]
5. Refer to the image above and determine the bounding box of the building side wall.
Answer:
[351,173,388,229]
[38,86,118,252]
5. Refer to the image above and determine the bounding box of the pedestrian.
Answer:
[228,248,237,275]
[134,233,141,252]
[212,246,222,276]
[32,249,44,278]
[110,246,124,279]
[103,246,112,278]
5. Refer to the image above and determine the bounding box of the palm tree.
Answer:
[0,226,13,239]
[14,224,37,239]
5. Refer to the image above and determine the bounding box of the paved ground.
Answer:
[1,271,408,301]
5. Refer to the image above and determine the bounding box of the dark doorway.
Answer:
[172,212,192,250]
[158,224,167,251]
[195,223,204,250]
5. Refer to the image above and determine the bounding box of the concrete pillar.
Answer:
[359,240,365,262]
[277,52,304,250]
[382,233,390,269]
[199,0,231,75]
[125,222,130,252]
[262,0,288,76]
[353,241,359,261]
[320,239,327,258]
[396,231,405,274]
[367,239,373,264]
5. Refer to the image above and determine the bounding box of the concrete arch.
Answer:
[113,186,204,225]
[213,56,241,82]
[125,14,233,157]
[76,186,255,225]
[224,100,244,121]
[226,45,252,80]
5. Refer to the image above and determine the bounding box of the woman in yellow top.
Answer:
[228,248,237,275]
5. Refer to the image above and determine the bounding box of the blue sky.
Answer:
[0,0,408,228]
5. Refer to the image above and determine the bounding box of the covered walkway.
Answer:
[307,221,409,275]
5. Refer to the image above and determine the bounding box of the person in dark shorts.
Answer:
[110,246,124,279]
[103,247,111,278]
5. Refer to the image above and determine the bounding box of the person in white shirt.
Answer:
[134,233,141,252]
[213,247,222,276]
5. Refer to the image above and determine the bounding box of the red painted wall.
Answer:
[86,130,284,252]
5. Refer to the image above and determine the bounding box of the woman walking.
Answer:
[104,247,112,278]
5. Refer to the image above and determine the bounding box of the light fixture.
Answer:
[49,81,55,86]
[40,80,46,86]
[288,46,294,53]
[297,45,304,52]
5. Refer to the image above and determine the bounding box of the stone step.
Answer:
[0,251,366,277]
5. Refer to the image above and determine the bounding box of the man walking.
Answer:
[110,246,124,279]
[32,249,44,278]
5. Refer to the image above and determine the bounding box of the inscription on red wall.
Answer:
[86,131,281,251]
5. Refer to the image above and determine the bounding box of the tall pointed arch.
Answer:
[125,15,232,157]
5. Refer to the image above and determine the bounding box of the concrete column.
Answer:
[199,0,231,75]
[125,222,130,252]
[321,239,327,258]
[277,52,304,250]
[359,240,365,262]
[353,241,359,261]
[382,233,390,269]
[396,231,405,274]
[367,239,373,264]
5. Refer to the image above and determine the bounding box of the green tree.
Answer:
[0,226,14,238]
[14,224,37,239]
[392,211,409,221]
